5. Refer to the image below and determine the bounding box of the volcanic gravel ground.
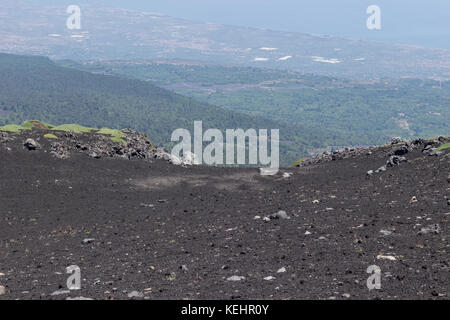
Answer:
[0,132,449,300]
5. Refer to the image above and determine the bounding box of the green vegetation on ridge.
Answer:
[0,120,141,146]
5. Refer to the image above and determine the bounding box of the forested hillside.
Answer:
[62,60,450,145]
[0,53,332,165]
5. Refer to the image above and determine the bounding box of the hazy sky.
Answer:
[30,0,450,49]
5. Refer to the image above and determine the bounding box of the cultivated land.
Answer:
[0,127,449,300]
[2,0,450,80]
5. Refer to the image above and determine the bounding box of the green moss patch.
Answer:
[51,124,97,133]
[97,127,125,138]
[43,133,58,139]
[291,157,308,167]
[110,136,127,145]
[21,120,54,130]
[0,124,31,133]
[96,127,127,145]
[436,143,450,151]
[142,136,156,150]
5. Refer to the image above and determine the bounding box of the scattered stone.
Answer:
[366,170,374,176]
[377,255,397,261]
[270,210,290,220]
[391,137,406,145]
[410,196,418,203]
[82,238,95,244]
[66,296,94,300]
[140,203,154,208]
[282,172,293,178]
[0,285,5,295]
[426,149,443,156]
[169,155,182,165]
[277,267,286,273]
[51,289,71,296]
[227,275,245,281]
[253,215,261,220]
[0,132,10,144]
[312,200,320,204]
[263,217,271,222]
[180,265,189,272]
[264,276,276,281]
[127,291,144,298]
[50,142,71,159]
[24,138,40,150]
[379,230,392,236]
[259,167,278,176]
[305,231,312,235]
[181,151,198,165]
[393,145,409,156]
[88,152,100,159]
[375,165,387,173]
[387,155,407,167]
[418,224,441,235]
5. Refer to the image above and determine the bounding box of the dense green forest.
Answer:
[0,53,339,166]
[60,60,449,146]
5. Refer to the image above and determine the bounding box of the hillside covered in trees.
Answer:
[0,53,333,166]
[61,60,450,146]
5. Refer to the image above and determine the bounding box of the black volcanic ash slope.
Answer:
[0,129,449,300]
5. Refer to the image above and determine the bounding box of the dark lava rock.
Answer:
[387,155,407,167]
[24,138,40,150]
[391,137,406,145]
[393,145,409,156]
[0,132,10,144]
[426,149,443,157]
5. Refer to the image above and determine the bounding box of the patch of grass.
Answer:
[291,157,308,168]
[97,127,125,138]
[21,120,54,130]
[142,136,156,150]
[43,133,58,139]
[110,136,127,145]
[0,124,31,133]
[436,143,450,151]
[97,127,127,145]
[51,124,97,133]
